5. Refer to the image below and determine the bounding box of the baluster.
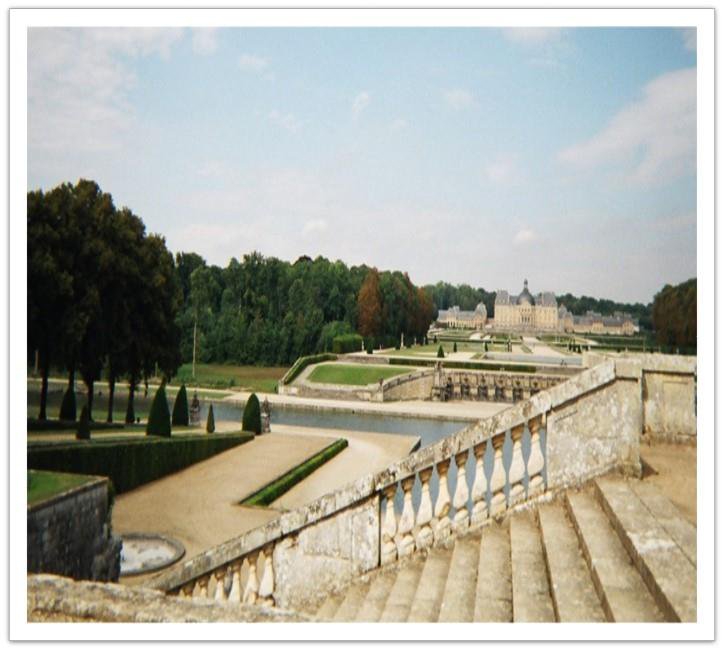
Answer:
[380,485,398,565]
[228,561,242,602]
[452,451,470,533]
[527,415,545,497]
[489,433,507,517]
[212,567,227,601]
[180,582,194,598]
[414,467,434,550]
[507,424,526,507]
[396,477,416,557]
[243,553,259,605]
[258,544,275,606]
[470,440,489,526]
[433,459,452,542]
[196,574,210,599]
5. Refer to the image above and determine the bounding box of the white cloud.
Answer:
[443,89,475,111]
[484,155,518,184]
[682,28,696,52]
[303,219,328,236]
[352,91,370,119]
[238,53,269,72]
[513,228,536,245]
[391,118,409,131]
[268,110,302,133]
[501,28,563,45]
[191,28,218,55]
[558,67,696,185]
[28,28,183,155]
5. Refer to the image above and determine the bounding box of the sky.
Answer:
[27,26,697,304]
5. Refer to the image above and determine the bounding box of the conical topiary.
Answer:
[437,345,445,359]
[146,383,171,437]
[453,342,457,353]
[171,384,189,426]
[242,393,262,435]
[76,405,91,440]
[206,403,215,434]
[59,386,77,422]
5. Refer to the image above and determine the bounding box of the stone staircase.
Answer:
[308,474,696,623]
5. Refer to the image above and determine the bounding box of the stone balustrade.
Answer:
[148,355,695,611]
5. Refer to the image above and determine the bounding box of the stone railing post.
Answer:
[381,485,398,565]
[258,545,275,606]
[414,467,434,550]
[213,567,227,601]
[489,433,507,517]
[228,560,242,602]
[433,459,452,543]
[396,477,416,557]
[527,415,545,498]
[243,553,259,605]
[180,582,194,599]
[196,574,209,599]
[507,424,526,507]
[452,451,470,534]
[470,440,489,526]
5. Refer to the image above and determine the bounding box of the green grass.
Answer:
[307,363,411,385]
[27,469,97,506]
[172,363,288,392]
[241,439,348,507]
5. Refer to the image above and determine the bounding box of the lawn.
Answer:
[307,363,411,386]
[27,469,97,506]
[172,363,288,392]
[393,342,485,357]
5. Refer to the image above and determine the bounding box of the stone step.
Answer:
[565,489,665,622]
[510,510,556,622]
[593,477,696,623]
[628,480,697,567]
[537,502,606,622]
[332,579,372,622]
[378,558,425,622]
[353,570,398,622]
[407,546,453,622]
[438,534,481,622]
[314,591,345,621]
[473,521,512,622]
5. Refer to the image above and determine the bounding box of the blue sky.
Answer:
[27,27,697,303]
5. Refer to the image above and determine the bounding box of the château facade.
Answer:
[436,303,487,329]
[494,279,558,331]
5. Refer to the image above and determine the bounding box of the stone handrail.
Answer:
[148,355,693,611]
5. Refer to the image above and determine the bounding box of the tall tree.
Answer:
[357,268,383,340]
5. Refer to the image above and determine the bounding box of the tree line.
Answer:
[28,180,182,422]
[652,278,696,349]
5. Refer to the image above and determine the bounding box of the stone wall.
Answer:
[28,477,120,582]
[378,370,434,401]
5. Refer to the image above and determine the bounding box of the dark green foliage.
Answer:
[125,398,135,424]
[331,334,364,354]
[281,353,337,385]
[453,342,457,353]
[171,384,189,426]
[241,439,348,506]
[206,403,215,433]
[652,278,696,349]
[28,418,134,432]
[27,433,252,495]
[75,406,90,440]
[59,387,76,421]
[437,345,445,358]
[433,335,437,343]
[146,384,171,437]
[366,339,374,354]
[242,393,261,435]
[387,357,538,374]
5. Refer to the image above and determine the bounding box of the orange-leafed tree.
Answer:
[357,268,383,339]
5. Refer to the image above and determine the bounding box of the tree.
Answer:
[652,279,696,349]
[59,386,77,422]
[453,342,458,353]
[76,405,90,440]
[357,268,383,340]
[437,345,445,358]
[206,403,215,433]
[146,384,171,437]
[172,384,189,426]
[242,393,262,434]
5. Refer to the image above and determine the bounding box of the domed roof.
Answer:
[517,279,533,305]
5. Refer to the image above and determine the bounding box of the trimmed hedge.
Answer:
[241,438,348,506]
[28,418,134,432]
[59,386,77,421]
[387,357,538,374]
[171,384,189,426]
[146,384,171,437]
[242,393,261,435]
[280,353,337,385]
[332,334,364,354]
[206,403,215,433]
[27,433,253,495]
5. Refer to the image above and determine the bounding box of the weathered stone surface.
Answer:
[331,579,372,621]
[593,477,696,622]
[537,502,605,622]
[407,546,453,622]
[643,371,696,441]
[564,489,665,622]
[473,522,512,622]
[438,534,480,622]
[379,558,424,621]
[353,569,397,621]
[27,574,313,622]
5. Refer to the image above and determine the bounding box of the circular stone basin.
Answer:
[119,533,185,577]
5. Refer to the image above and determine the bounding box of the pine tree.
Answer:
[146,383,171,436]
[437,345,445,359]
[76,405,91,440]
[206,403,215,433]
[171,384,189,426]
[453,342,458,353]
[59,386,77,421]
[242,393,262,434]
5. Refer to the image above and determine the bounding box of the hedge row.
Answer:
[27,418,137,432]
[241,438,348,507]
[280,353,338,385]
[332,334,364,354]
[27,433,253,494]
[387,357,538,374]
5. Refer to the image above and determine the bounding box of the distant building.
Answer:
[493,279,558,331]
[558,307,639,336]
[436,303,487,329]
